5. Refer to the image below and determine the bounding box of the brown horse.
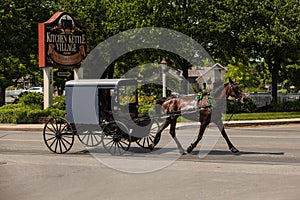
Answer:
[150,78,243,155]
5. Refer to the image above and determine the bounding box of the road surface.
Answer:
[1,125,300,200]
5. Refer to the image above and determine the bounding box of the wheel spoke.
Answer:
[50,119,57,133]
[45,132,55,136]
[81,134,87,142]
[148,136,154,143]
[49,138,57,148]
[55,120,59,134]
[58,122,62,133]
[142,139,146,147]
[60,123,68,133]
[46,125,56,134]
[58,139,63,153]
[86,134,90,145]
[104,139,113,146]
[118,141,124,150]
[117,143,122,154]
[92,134,100,144]
[90,134,94,146]
[46,136,56,142]
[114,143,118,155]
[54,138,59,153]
[60,138,68,151]
[61,137,72,146]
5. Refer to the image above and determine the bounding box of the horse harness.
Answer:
[164,93,214,116]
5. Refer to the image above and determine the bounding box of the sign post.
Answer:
[43,67,53,109]
[74,68,83,80]
[38,12,87,109]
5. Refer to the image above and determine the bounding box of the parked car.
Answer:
[26,87,44,93]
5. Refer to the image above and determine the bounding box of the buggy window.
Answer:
[118,85,137,106]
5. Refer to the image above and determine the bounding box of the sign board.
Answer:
[57,71,71,77]
[38,12,87,68]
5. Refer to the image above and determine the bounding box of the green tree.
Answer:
[225,58,261,90]
[0,0,54,106]
[195,0,300,101]
[1,0,299,107]
[237,0,300,101]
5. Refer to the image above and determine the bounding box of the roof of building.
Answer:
[188,63,227,78]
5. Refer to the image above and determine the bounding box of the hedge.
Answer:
[0,93,65,124]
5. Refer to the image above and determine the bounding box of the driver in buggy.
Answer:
[99,89,113,122]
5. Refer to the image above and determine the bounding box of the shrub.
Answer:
[16,92,43,108]
[0,94,66,124]
[227,97,257,113]
[0,104,41,123]
[270,100,300,112]
[50,96,66,110]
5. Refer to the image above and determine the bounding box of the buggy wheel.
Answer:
[136,119,160,149]
[43,117,74,154]
[77,129,102,147]
[102,121,131,155]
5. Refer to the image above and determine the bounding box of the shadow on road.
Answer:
[190,150,285,156]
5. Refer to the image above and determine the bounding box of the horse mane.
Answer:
[156,97,168,105]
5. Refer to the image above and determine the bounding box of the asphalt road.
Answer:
[1,125,300,200]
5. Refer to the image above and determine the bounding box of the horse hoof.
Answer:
[179,149,186,155]
[149,144,155,151]
[230,147,239,154]
[187,145,194,154]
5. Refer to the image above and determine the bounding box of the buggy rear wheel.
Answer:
[43,117,74,154]
[136,119,160,149]
[101,121,131,155]
[77,125,102,147]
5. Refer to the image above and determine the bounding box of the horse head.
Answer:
[225,78,244,103]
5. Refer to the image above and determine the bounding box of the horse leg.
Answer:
[149,117,171,150]
[187,122,208,153]
[169,116,185,155]
[216,120,239,153]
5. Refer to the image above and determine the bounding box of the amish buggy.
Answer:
[43,79,160,155]
[43,78,243,156]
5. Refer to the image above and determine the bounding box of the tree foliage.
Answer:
[0,0,54,106]
[1,0,299,106]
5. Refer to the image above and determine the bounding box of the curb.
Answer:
[0,124,45,131]
[0,118,300,131]
[225,118,300,127]
[176,118,300,129]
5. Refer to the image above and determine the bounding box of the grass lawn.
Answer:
[178,112,300,122]
[224,112,300,121]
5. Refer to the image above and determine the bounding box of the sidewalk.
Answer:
[177,118,300,130]
[0,118,300,131]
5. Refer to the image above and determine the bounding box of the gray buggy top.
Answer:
[65,79,138,125]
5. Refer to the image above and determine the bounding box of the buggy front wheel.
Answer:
[136,119,160,149]
[43,117,74,154]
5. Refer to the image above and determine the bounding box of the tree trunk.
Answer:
[174,55,189,94]
[0,86,6,107]
[271,64,278,103]
[181,60,189,94]
[101,61,115,79]
[268,57,280,104]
